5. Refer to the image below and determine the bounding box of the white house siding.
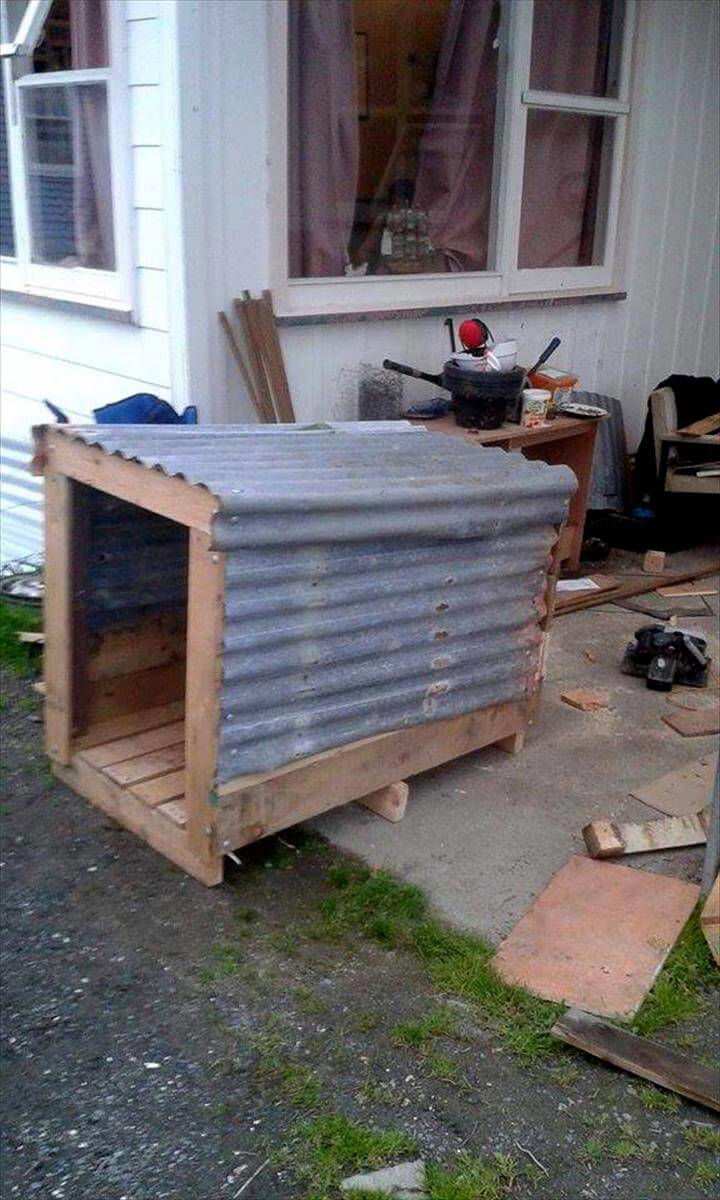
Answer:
[196,0,718,453]
[0,0,172,564]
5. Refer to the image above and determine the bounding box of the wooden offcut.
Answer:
[662,704,720,738]
[676,412,720,437]
[551,1008,720,1112]
[630,757,714,816]
[357,782,409,823]
[643,550,666,574]
[561,688,610,712]
[700,875,720,966]
[582,809,709,859]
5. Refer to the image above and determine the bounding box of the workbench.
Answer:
[412,413,603,570]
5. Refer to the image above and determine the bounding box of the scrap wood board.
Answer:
[554,565,719,616]
[582,809,709,859]
[551,1008,720,1112]
[492,855,699,1018]
[700,875,720,965]
[630,757,715,816]
[662,703,720,738]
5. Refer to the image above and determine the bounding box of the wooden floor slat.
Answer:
[81,721,185,769]
[157,799,188,828]
[130,770,186,806]
[104,743,185,786]
[73,701,185,750]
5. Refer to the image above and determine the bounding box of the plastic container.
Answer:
[521,388,552,428]
[450,365,526,430]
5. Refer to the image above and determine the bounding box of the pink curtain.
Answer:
[70,0,115,270]
[413,0,500,272]
[518,0,611,269]
[288,0,359,277]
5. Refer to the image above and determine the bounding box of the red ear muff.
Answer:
[458,319,490,350]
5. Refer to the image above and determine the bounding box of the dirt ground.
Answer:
[1,669,719,1200]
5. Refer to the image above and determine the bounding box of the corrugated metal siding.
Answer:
[58,424,574,778]
[84,489,188,632]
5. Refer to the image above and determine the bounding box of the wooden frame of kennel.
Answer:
[38,427,559,887]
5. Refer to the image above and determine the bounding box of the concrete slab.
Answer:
[492,855,699,1018]
[312,575,720,943]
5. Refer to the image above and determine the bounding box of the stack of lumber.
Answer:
[218,290,295,423]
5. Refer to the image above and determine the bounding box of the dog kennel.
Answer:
[33,422,574,884]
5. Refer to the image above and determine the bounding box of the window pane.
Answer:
[288,0,501,279]
[23,83,115,270]
[518,110,613,269]
[0,79,15,256]
[530,0,625,99]
[33,0,109,72]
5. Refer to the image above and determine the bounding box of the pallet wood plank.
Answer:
[630,757,714,816]
[551,1008,720,1112]
[554,565,720,616]
[73,701,185,751]
[55,758,220,886]
[156,799,188,828]
[184,530,225,866]
[41,429,217,533]
[700,875,720,966]
[130,770,186,806]
[583,810,709,859]
[217,310,266,423]
[259,290,295,421]
[357,782,409,823]
[662,704,720,738]
[215,701,527,850]
[105,743,185,786]
[81,721,186,769]
[44,472,74,764]
[234,299,278,422]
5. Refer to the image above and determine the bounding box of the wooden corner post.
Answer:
[184,529,225,884]
[44,472,74,765]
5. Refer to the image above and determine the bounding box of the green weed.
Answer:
[197,940,243,982]
[292,985,327,1016]
[692,1161,720,1189]
[0,602,42,674]
[684,1126,720,1153]
[425,1052,461,1084]
[636,1084,680,1113]
[631,908,718,1036]
[282,1112,415,1200]
[580,1137,605,1163]
[426,1152,517,1200]
[392,1006,458,1049]
[251,1028,322,1111]
[321,865,561,1061]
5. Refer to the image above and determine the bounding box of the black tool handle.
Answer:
[383,359,443,387]
[528,337,561,376]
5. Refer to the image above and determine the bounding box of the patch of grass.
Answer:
[267,928,299,956]
[235,906,259,925]
[636,1084,680,1113]
[282,1112,416,1200]
[579,1137,605,1163]
[251,1029,322,1111]
[692,1161,720,1189]
[322,864,427,946]
[321,865,561,1061]
[197,940,243,983]
[0,602,42,674]
[292,985,327,1016]
[608,1126,654,1162]
[355,1077,400,1107]
[684,1126,720,1153]
[631,908,718,1037]
[392,1006,458,1049]
[549,1062,581,1089]
[351,1011,382,1034]
[426,1152,517,1200]
[425,1052,461,1084]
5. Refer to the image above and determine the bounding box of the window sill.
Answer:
[0,284,133,323]
[275,286,627,327]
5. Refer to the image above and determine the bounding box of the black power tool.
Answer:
[621,625,710,692]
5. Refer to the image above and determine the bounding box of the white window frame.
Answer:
[268,0,636,318]
[0,0,133,312]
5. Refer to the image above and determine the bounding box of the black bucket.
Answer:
[447,365,526,430]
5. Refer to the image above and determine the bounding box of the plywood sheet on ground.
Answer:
[493,856,699,1019]
[630,757,715,816]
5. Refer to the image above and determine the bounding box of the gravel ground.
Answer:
[1,669,719,1200]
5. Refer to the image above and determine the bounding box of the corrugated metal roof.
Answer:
[51,423,575,778]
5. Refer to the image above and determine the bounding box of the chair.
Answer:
[650,387,720,498]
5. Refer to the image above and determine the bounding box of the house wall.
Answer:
[200,0,718,449]
[0,0,173,563]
